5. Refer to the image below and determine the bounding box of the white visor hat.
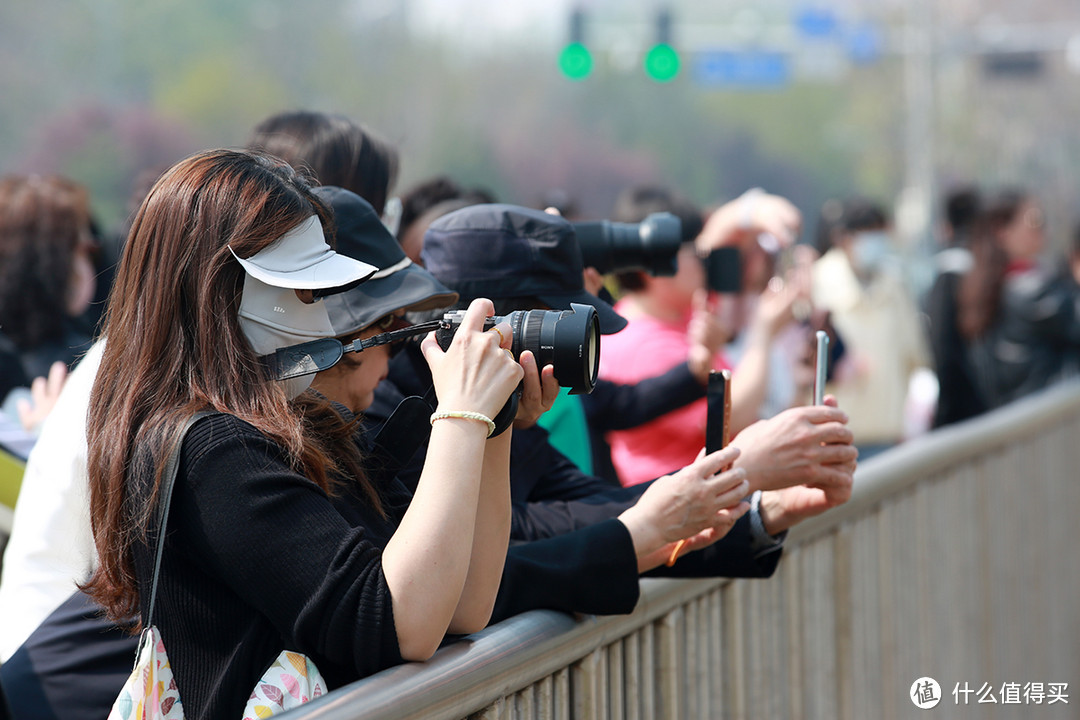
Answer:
[229,214,377,290]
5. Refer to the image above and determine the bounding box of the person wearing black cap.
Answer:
[362,203,857,592]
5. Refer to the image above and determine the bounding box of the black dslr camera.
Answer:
[434,302,600,395]
[572,212,682,276]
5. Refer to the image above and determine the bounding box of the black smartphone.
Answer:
[706,369,732,453]
[706,247,742,294]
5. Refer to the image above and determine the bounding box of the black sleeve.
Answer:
[581,363,705,432]
[175,416,402,676]
[643,512,783,579]
[508,427,647,540]
[490,519,641,622]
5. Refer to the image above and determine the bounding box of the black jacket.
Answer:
[968,267,1080,410]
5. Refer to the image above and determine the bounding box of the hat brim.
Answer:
[325,262,459,336]
[234,250,376,291]
[536,290,627,335]
[230,215,377,291]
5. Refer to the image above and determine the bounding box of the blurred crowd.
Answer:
[0,109,1076,718]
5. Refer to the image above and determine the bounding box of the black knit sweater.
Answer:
[130,413,407,720]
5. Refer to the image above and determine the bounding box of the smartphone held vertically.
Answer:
[813,330,829,406]
[706,369,732,454]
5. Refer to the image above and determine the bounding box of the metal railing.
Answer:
[287,381,1080,720]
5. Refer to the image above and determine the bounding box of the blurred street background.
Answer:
[4,0,1080,293]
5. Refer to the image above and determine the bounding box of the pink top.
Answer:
[598,299,728,487]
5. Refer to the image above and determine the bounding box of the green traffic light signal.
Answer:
[559,42,593,80]
[644,43,679,82]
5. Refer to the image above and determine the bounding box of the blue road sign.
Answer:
[694,50,790,88]
[794,7,838,38]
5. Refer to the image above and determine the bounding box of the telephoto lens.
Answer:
[572,211,682,276]
[435,303,600,394]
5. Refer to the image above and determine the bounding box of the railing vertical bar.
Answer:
[849,512,878,718]
[656,609,683,720]
[876,498,897,720]
[694,596,709,720]
[771,567,790,720]
[641,621,655,720]
[683,598,698,720]
[596,644,609,720]
[708,587,724,719]
[725,579,745,719]
[624,633,641,720]
[783,547,803,720]
[607,636,623,720]
[554,667,570,720]
[514,684,534,720]
[833,523,853,720]
[536,675,553,720]
[571,649,600,719]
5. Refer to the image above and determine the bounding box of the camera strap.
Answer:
[367,391,436,486]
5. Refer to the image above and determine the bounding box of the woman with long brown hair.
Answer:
[84,148,522,718]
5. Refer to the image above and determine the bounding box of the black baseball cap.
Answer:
[314,186,458,336]
[421,204,627,334]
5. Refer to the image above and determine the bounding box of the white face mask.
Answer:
[238,274,336,399]
[850,230,891,275]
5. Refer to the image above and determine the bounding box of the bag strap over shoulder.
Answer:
[145,411,215,629]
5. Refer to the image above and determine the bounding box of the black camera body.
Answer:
[435,302,600,395]
[572,212,682,276]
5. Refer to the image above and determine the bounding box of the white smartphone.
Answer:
[813,330,829,406]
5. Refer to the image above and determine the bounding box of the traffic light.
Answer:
[644,8,679,82]
[559,8,593,81]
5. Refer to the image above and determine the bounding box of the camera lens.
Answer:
[507,303,599,395]
[436,303,600,394]
[572,211,682,276]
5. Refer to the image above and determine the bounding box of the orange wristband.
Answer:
[666,539,688,567]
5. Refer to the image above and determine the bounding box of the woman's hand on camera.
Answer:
[618,446,751,572]
[421,298,523,424]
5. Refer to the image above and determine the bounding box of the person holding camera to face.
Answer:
[597,186,808,488]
